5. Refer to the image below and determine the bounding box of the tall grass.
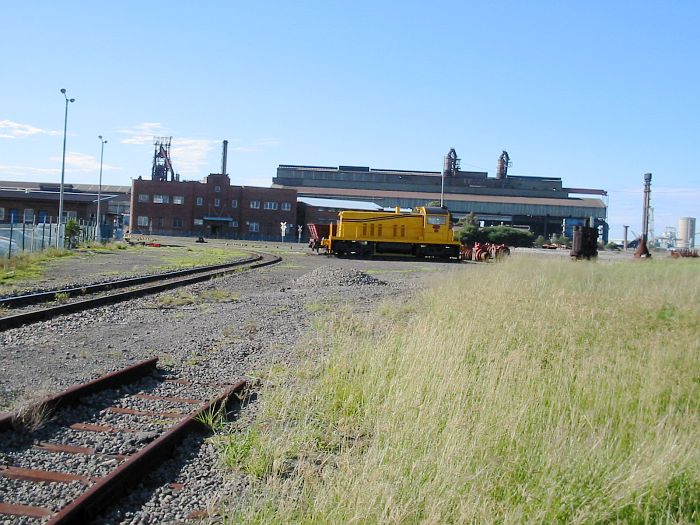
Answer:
[220,258,700,524]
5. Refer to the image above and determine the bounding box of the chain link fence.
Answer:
[0,220,98,258]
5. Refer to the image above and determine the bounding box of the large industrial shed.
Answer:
[272,150,608,241]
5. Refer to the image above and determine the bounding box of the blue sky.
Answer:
[1,1,698,240]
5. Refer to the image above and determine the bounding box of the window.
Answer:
[214,185,221,193]
[24,209,34,222]
[264,201,278,210]
[153,194,169,204]
[281,202,291,211]
[9,209,20,223]
[231,199,238,208]
[173,195,184,205]
[0,207,4,221]
[138,193,149,202]
[214,198,221,208]
[250,200,260,209]
[427,215,447,225]
[173,217,183,228]
[38,210,48,223]
[231,220,239,227]
[248,222,259,232]
[196,197,204,206]
[194,218,204,226]
[137,216,149,227]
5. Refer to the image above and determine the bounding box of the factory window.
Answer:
[231,220,239,227]
[138,193,149,202]
[0,208,4,221]
[153,194,169,204]
[196,197,204,206]
[231,199,238,208]
[173,195,184,205]
[214,185,221,193]
[194,218,204,226]
[38,210,48,223]
[214,198,221,208]
[157,217,164,228]
[248,222,259,232]
[24,209,34,222]
[173,217,183,228]
[281,202,291,211]
[250,200,260,209]
[137,216,149,227]
[264,201,278,210]
[427,215,447,225]
[9,209,20,223]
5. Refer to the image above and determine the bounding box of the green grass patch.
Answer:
[0,248,74,285]
[221,258,700,523]
[155,247,248,270]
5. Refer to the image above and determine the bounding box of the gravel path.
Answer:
[0,248,457,524]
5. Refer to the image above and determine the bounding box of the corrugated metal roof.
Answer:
[0,188,118,203]
[298,197,383,211]
[0,180,131,193]
[295,186,606,209]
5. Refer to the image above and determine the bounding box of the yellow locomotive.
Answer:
[318,206,461,258]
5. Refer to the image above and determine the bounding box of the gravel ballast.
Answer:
[0,247,458,523]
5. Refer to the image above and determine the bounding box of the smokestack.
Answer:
[635,173,652,258]
[496,150,510,179]
[221,140,228,175]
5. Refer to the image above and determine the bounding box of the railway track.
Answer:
[0,358,247,524]
[0,251,281,331]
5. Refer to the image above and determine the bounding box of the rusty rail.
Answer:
[0,252,280,331]
[46,379,247,525]
[0,358,158,432]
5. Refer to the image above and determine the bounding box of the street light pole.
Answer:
[96,136,107,242]
[58,88,75,247]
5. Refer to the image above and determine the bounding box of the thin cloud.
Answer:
[47,152,119,172]
[119,122,168,145]
[233,138,280,153]
[0,164,60,176]
[171,139,218,176]
[0,119,62,139]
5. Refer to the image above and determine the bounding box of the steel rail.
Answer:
[0,358,158,432]
[0,252,281,331]
[46,379,247,525]
[1,255,261,309]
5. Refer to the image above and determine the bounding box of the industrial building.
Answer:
[273,149,609,241]
[129,139,297,239]
[0,181,130,228]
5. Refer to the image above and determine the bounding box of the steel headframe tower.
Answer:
[152,136,175,181]
[634,172,652,258]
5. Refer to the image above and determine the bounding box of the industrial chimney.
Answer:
[496,150,511,179]
[221,140,228,175]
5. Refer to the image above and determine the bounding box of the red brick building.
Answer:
[130,174,297,240]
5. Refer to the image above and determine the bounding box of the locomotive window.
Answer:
[370,224,375,236]
[362,224,367,236]
[393,225,397,237]
[427,215,447,225]
[378,225,383,237]
[401,225,405,237]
